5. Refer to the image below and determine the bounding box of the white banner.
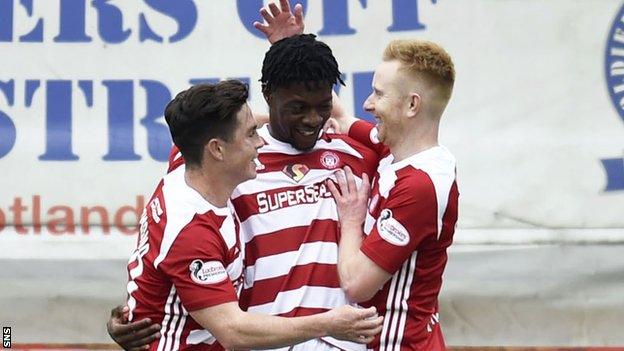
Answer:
[1,0,623,253]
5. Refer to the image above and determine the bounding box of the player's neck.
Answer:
[184,166,233,208]
[390,121,439,162]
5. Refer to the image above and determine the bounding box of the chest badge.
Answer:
[320,151,340,169]
[282,164,310,182]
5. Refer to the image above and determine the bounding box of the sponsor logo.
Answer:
[320,151,340,169]
[282,164,310,182]
[189,260,228,285]
[376,209,409,246]
[256,181,333,214]
[603,6,624,191]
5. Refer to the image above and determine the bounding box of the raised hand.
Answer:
[327,166,371,228]
[253,0,304,44]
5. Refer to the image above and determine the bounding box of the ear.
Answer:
[407,93,421,118]
[263,89,272,105]
[206,138,225,161]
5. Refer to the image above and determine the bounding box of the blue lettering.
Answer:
[602,158,624,191]
[24,79,40,107]
[352,71,374,122]
[18,0,44,42]
[39,81,79,161]
[0,0,13,41]
[140,0,197,43]
[54,0,92,42]
[0,80,16,158]
[388,0,428,32]
[139,80,172,162]
[102,81,140,160]
[318,0,367,36]
[237,0,308,39]
[92,0,131,43]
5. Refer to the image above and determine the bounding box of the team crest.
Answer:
[320,151,340,169]
[376,209,409,246]
[282,164,310,182]
[189,260,228,285]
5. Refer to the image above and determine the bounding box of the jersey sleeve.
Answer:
[348,120,389,158]
[360,171,438,274]
[158,223,238,312]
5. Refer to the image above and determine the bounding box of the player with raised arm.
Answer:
[328,40,459,350]
[108,2,383,350]
[124,80,382,351]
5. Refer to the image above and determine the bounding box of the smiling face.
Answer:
[221,104,264,183]
[363,60,408,148]
[265,82,333,151]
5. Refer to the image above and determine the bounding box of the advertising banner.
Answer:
[1,0,623,258]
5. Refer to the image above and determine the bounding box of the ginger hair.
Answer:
[383,39,455,101]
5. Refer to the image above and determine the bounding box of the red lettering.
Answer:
[0,208,5,232]
[9,197,28,235]
[47,206,76,235]
[33,195,42,234]
[115,196,145,235]
[80,206,111,235]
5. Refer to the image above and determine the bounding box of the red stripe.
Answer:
[243,219,338,266]
[276,306,331,318]
[239,263,340,308]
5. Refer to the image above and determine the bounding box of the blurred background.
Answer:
[1,0,623,348]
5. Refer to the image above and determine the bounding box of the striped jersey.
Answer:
[126,166,244,351]
[349,121,459,351]
[168,124,379,351]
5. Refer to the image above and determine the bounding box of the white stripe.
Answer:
[364,211,375,235]
[156,287,176,351]
[172,304,187,351]
[385,261,409,350]
[393,252,418,350]
[186,329,216,345]
[247,286,349,315]
[163,295,182,351]
[379,272,400,351]
[240,198,338,243]
[244,242,338,288]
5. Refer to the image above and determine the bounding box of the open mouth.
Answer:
[295,127,319,137]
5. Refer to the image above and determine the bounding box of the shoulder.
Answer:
[321,132,379,162]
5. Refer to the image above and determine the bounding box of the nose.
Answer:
[363,93,375,112]
[302,110,323,126]
[254,134,264,150]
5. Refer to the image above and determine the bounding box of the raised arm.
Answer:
[328,167,392,302]
[253,0,304,44]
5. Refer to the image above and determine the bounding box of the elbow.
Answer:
[341,280,376,303]
[213,316,251,350]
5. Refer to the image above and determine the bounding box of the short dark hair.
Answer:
[261,34,344,93]
[164,80,248,166]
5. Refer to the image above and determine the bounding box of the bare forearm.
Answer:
[338,224,365,297]
[192,305,331,350]
[228,312,329,349]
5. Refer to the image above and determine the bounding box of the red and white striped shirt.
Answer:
[127,166,243,351]
[349,121,459,351]
[168,124,379,351]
